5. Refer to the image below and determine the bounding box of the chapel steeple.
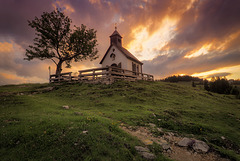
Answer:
[110,26,122,47]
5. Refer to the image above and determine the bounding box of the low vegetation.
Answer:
[1,81,240,160]
[204,77,240,98]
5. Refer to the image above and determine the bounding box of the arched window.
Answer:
[118,39,121,44]
[111,63,117,67]
[110,53,116,61]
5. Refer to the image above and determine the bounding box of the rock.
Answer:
[63,105,69,109]
[42,86,54,91]
[221,136,226,140]
[157,119,161,121]
[157,138,168,144]
[161,143,171,150]
[192,140,209,153]
[74,112,83,115]
[157,127,163,132]
[177,137,193,147]
[149,123,156,128]
[135,146,155,160]
[82,130,88,134]
[135,146,150,152]
[36,86,55,93]
[139,152,156,160]
[166,132,174,136]
[143,139,153,145]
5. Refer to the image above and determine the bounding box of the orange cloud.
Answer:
[52,0,75,14]
[0,42,13,53]
[191,65,240,80]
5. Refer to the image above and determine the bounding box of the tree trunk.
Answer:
[56,60,63,77]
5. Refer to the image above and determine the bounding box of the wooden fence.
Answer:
[49,66,154,84]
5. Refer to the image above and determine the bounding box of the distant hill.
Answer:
[0,81,239,160]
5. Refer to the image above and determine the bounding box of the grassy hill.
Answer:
[0,81,240,160]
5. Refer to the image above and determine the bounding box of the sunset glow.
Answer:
[128,17,177,61]
[185,44,211,58]
[191,65,240,80]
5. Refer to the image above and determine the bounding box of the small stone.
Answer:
[82,130,88,134]
[139,152,156,160]
[149,123,156,128]
[74,112,83,115]
[143,139,153,145]
[177,137,193,147]
[166,132,174,136]
[63,105,69,109]
[135,146,150,152]
[157,119,161,121]
[167,149,171,153]
[161,143,171,150]
[192,140,209,153]
[221,136,226,140]
[157,138,168,144]
[157,128,163,132]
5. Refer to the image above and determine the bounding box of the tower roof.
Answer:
[110,30,122,38]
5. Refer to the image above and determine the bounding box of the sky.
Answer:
[0,0,240,85]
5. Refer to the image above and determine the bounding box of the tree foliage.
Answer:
[163,75,202,82]
[204,77,240,98]
[25,9,98,75]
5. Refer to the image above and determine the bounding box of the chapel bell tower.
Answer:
[110,26,122,47]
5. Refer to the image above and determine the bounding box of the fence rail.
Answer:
[49,66,154,84]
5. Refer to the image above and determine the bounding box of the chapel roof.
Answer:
[99,44,143,65]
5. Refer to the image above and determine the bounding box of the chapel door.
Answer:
[132,63,136,75]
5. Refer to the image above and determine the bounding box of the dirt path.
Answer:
[120,126,229,161]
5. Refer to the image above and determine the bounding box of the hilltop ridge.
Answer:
[0,81,239,160]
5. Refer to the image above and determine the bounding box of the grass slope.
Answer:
[0,81,239,160]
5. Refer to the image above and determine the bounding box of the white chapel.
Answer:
[100,28,143,73]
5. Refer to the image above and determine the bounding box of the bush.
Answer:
[163,75,202,82]
[204,79,210,91]
[192,81,196,87]
[209,77,232,94]
[231,86,239,95]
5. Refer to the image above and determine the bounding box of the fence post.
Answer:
[108,67,113,84]
[58,74,60,82]
[93,70,95,80]
[69,73,72,82]
[79,71,82,81]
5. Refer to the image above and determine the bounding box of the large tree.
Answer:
[25,9,98,76]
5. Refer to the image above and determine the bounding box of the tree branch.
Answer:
[51,58,57,65]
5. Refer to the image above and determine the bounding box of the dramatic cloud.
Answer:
[0,0,240,85]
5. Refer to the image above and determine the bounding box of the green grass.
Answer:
[0,81,240,160]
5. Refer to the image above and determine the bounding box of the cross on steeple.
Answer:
[114,23,117,30]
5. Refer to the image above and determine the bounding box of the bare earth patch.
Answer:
[120,126,229,161]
